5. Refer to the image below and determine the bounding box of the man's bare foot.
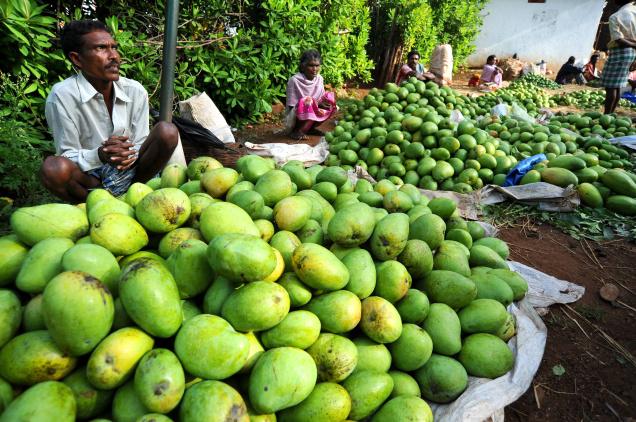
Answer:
[290,131,308,140]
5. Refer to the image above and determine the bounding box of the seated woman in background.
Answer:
[479,55,503,88]
[583,54,600,81]
[396,50,436,86]
[285,49,337,141]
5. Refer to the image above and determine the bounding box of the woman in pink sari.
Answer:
[286,50,337,140]
[479,55,503,88]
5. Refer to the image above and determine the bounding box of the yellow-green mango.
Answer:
[422,303,461,356]
[388,370,421,398]
[63,367,113,419]
[241,331,265,373]
[389,324,433,372]
[427,197,457,219]
[383,190,414,213]
[166,239,212,299]
[296,219,323,244]
[207,233,277,283]
[409,213,446,250]
[472,237,510,260]
[395,289,430,324]
[327,202,377,247]
[187,156,223,180]
[255,170,294,207]
[146,177,162,190]
[112,381,150,422]
[0,377,11,413]
[15,237,74,294]
[134,348,185,413]
[10,203,88,246]
[278,382,351,422]
[119,251,165,269]
[458,333,514,378]
[278,273,312,307]
[61,243,120,296]
[0,381,76,422]
[200,167,239,198]
[229,190,265,219]
[0,330,77,385]
[341,248,376,299]
[269,231,302,272]
[419,270,476,310]
[86,188,114,211]
[0,235,28,286]
[180,380,249,422]
[179,180,202,196]
[466,221,485,240]
[407,204,432,224]
[351,337,392,375]
[256,218,276,242]
[458,298,508,334]
[160,163,187,188]
[433,241,471,277]
[273,196,312,232]
[374,260,412,303]
[397,239,434,280]
[469,245,508,269]
[371,396,433,422]
[296,189,336,224]
[0,289,21,348]
[261,310,321,349]
[360,296,402,344]
[292,243,349,291]
[342,370,394,420]
[181,299,202,323]
[237,155,275,183]
[222,281,290,332]
[87,198,134,224]
[22,294,45,332]
[330,244,361,260]
[90,213,149,256]
[187,192,216,228]
[414,354,468,403]
[317,166,348,187]
[496,312,517,341]
[248,347,317,414]
[157,227,203,258]
[226,180,255,202]
[124,182,154,207]
[303,290,361,334]
[135,188,191,233]
[43,271,114,356]
[86,327,154,390]
[119,258,182,338]
[369,213,409,260]
[202,276,235,315]
[137,413,173,422]
[175,314,249,380]
[488,269,529,300]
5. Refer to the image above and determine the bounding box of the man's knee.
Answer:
[40,156,75,183]
[152,121,179,150]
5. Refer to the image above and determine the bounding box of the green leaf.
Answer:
[23,82,37,94]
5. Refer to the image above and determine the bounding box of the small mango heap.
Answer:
[0,154,529,422]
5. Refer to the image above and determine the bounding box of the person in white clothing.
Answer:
[41,19,178,202]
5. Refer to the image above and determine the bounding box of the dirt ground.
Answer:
[230,80,636,421]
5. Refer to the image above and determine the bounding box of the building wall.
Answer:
[466,0,606,71]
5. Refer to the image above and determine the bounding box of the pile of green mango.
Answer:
[0,154,530,421]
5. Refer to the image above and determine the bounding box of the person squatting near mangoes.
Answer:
[285,49,338,141]
[478,55,503,90]
[41,19,179,203]
[396,50,438,86]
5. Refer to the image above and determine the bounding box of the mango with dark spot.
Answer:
[200,167,239,198]
[187,156,223,181]
[90,213,149,256]
[180,380,249,422]
[369,213,409,261]
[61,243,121,296]
[63,367,113,419]
[360,296,402,344]
[222,281,290,332]
[292,243,349,291]
[307,333,358,383]
[166,238,212,299]
[327,202,377,247]
[134,348,185,413]
[414,354,467,403]
[0,381,76,422]
[10,203,88,246]
[208,233,277,283]
[303,290,361,334]
[278,382,352,422]
[157,227,203,258]
[371,395,433,422]
[136,188,191,233]
[0,289,21,348]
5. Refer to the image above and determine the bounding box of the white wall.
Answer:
[466,0,606,71]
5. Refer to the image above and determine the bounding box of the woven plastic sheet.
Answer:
[243,139,330,167]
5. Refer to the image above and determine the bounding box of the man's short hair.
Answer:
[61,20,110,59]
[407,50,420,60]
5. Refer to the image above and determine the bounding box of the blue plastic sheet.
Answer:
[621,92,636,104]
[503,154,547,187]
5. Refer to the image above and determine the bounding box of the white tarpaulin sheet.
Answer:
[243,139,330,166]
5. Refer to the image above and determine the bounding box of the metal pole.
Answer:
[159,0,179,122]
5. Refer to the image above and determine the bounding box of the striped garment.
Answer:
[87,164,136,197]
[601,47,636,88]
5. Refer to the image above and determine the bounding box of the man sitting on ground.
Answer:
[555,56,586,85]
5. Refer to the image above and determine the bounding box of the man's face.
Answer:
[70,30,121,83]
[408,55,420,68]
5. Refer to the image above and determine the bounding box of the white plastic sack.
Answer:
[179,92,235,144]
[165,133,187,167]
[243,138,329,167]
[430,44,454,83]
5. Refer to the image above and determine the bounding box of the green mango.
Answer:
[488,269,529,300]
[22,294,45,331]
[181,300,201,323]
[200,167,239,198]
[388,370,421,398]
[374,260,412,303]
[90,213,149,256]
[160,163,187,188]
[341,248,376,299]
[458,298,508,334]
[229,190,265,219]
[472,237,510,260]
[137,414,174,422]
[420,270,476,310]
[241,331,265,374]
[445,228,473,249]
[433,241,471,277]
[466,221,486,240]
[295,219,323,244]
[187,156,223,180]
[297,189,336,223]
[255,170,294,206]
[303,290,361,334]
[10,203,88,246]
[397,239,434,279]
[360,296,403,343]
[422,303,462,356]
[43,271,114,356]
[427,197,456,218]
[0,330,77,385]
[0,235,28,286]
[414,354,468,403]
[112,381,150,422]
[371,396,433,422]
[261,310,321,349]
[63,367,113,419]
[187,192,216,229]
[222,281,290,332]
[15,237,74,294]
[134,348,185,413]
[0,376,13,413]
[389,324,433,371]
[270,231,302,272]
[292,243,350,291]
[166,238,213,299]
[497,313,517,341]
[202,276,235,315]
[208,233,277,283]
[180,380,249,422]
[199,202,260,242]
[395,289,430,324]
[119,258,182,338]
[61,243,120,296]
[249,347,317,414]
[282,164,313,191]
[274,196,313,232]
[157,227,203,258]
[0,289,21,348]
[370,213,410,261]
[135,188,191,233]
[124,182,154,207]
[471,273,514,306]
[175,314,249,380]
[407,204,432,224]
[0,381,76,422]
[409,213,446,250]
[87,327,154,390]
[327,202,377,247]
[88,198,134,224]
[278,273,312,308]
[351,337,392,375]
[316,166,348,187]
[278,382,352,422]
[342,370,394,420]
[307,334,358,382]
[458,333,514,378]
